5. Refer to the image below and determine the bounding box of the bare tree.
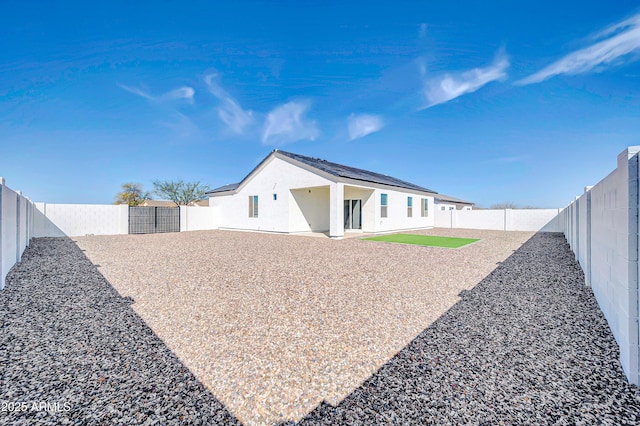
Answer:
[115,183,150,206]
[152,180,210,206]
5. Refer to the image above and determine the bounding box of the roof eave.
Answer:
[207,190,237,197]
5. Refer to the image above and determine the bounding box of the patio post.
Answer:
[329,182,344,238]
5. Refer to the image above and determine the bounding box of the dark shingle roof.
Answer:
[277,150,437,193]
[207,150,438,195]
[207,183,240,194]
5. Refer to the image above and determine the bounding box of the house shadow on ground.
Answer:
[297,233,640,425]
[0,237,240,425]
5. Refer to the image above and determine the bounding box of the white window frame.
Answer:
[249,195,259,218]
[421,198,429,217]
[381,193,388,218]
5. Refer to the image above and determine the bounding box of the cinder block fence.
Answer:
[435,207,562,231]
[0,181,219,289]
[561,147,640,385]
[0,177,36,290]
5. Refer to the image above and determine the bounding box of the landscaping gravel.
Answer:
[2,231,639,425]
[73,228,534,425]
[0,237,240,426]
[300,232,640,425]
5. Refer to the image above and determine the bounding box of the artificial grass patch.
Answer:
[363,234,480,248]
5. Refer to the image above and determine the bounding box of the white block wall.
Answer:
[562,146,640,386]
[458,209,505,230]
[31,203,221,237]
[180,206,219,232]
[0,178,36,290]
[435,208,562,232]
[33,204,129,237]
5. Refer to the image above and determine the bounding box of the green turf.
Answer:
[362,234,480,248]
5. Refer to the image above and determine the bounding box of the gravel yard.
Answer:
[300,233,640,425]
[0,237,239,426]
[71,227,531,424]
[2,229,639,425]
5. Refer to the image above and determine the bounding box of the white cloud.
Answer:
[517,13,640,85]
[204,73,255,134]
[348,113,384,140]
[262,101,319,146]
[118,84,199,141]
[161,86,195,102]
[422,53,509,108]
[419,23,428,39]
[119,84,195,103]
[118,84,154,100]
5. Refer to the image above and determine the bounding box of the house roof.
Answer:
[140,200,178,207]
[276,150,437,193]
[193,199,209,207]
[435,194,474,206]
[207,150,439,195]
[207,183,240,194]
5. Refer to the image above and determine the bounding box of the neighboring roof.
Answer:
[139,199,210,207]
[434,194,474,205]
[140,200,178,207]
[207,150,438,195]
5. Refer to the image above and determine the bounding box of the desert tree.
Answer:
[152,180,210,206]
[115,183,150,206]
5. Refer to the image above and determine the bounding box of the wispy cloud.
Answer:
[158,112,199,139]
[119,84,195,103]
[118,83,198,141]
[419,23,428,39]
[262,101,319,146]
[118,84,155,100]
[161,86,195,102]
[517,13,640,85]
[348,113,384,140]
[204,73,255,134]
[422,52,509,108]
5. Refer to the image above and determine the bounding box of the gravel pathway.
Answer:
[0,237,240,425]
[300,233,640,425]
[73,228,534,425]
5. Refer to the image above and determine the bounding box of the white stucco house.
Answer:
[207,150,473,238]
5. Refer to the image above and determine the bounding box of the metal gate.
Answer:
[129,207,180,234]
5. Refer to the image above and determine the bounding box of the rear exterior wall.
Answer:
[210,157,332,233]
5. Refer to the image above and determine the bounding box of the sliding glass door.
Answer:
[344,199,362,230]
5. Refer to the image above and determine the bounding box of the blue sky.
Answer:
[1,1,639,207]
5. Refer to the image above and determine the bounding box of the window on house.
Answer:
[449,206,455,211]
[381,193,388,218]
[249,195,259,217]
[421,198,429,217]
[441,206,445,211]
[273,193,277,201]
[407,196,413,217]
